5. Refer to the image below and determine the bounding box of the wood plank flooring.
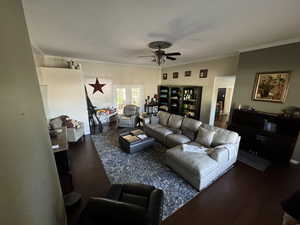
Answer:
[65,135,300,225]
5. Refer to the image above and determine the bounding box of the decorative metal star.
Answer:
[89,78,106,94]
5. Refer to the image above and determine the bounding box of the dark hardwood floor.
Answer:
[65,134,300,225]
[65,136,110,225]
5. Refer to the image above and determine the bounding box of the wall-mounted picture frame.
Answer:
[199,69,208,78]
[162,73,168,80]
[252,71,291,103]
[184,71,191,77]
[173,72,179,79]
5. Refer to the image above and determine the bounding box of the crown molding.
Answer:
[44,54,161,69]
[38,37,300,70]
[161,52,238,69]
[238,38,300,53]
[31,42,45,55]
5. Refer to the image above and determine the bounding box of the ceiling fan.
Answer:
[139,41,181,66]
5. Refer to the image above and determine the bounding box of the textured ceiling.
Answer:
[23,0,300,66]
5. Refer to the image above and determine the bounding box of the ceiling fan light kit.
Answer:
[140,41,181,66]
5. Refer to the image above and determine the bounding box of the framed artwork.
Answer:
[252,71,291,103]
[173,72,179,79]
[199,69,208,78]
[162,73,168,80]
[184,71,191,77]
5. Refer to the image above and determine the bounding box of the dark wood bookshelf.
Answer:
[158,85,202,120]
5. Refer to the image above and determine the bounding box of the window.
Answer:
[116,88,126,113]
[114,86,143,113]
[131,88,141,106]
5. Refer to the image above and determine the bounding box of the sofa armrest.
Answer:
[147,189,163,225]
[209,147,229,162]
[209,142,239,162]
[80,197,148,224]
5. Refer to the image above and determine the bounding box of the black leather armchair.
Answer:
[79,183,164,225]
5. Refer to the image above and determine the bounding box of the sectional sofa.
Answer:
[144,111,240,191]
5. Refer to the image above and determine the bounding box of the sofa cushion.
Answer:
[201,124,239,146]
[166,134,191,148]
[158,111,171,126]
[195,127,216,147]
[166,144,218,177]
[167,114,183,129]
[144,123,163,131]
[181,118,202,140]
[152,126,173,137]
[181,129,195,140]
[181,118,202,132]
[168,128,182,134]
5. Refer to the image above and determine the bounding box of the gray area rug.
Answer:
[238,150,271,172]
[91,128,199,219]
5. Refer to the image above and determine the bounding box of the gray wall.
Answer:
[232,42,300,160]
[0,0,66,224]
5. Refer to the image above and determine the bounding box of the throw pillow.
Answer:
[195,127,216,147]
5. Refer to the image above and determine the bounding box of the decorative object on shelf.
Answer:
[144,94,158,115]
[240,105,256,111]
[173,72,179,79]
[162,73,168,80]
[252,71,291,103]
[158,85,202,119]
[67,60,81,70]
[184,71,191,77]
[199,69,208,78]
[282,106,300,118]
[89,78,106,94]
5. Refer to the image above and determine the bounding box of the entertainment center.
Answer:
[228,109,300,163]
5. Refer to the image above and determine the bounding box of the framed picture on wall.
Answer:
[162,73,168,80]
[173,72,179,79]
[184,71,191,77]
[252,71,291,103]
[199,69,208,78]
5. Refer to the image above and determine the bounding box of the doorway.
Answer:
[214,87,234,128]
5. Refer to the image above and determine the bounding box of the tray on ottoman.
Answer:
[119,129,155,153]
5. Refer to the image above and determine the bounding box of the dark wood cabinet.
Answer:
[158,85,202,120]
[228,109,300,163]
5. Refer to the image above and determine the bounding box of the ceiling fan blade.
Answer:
[139,55,154,57]
[166,56,176,60]
[165,52,181,56]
